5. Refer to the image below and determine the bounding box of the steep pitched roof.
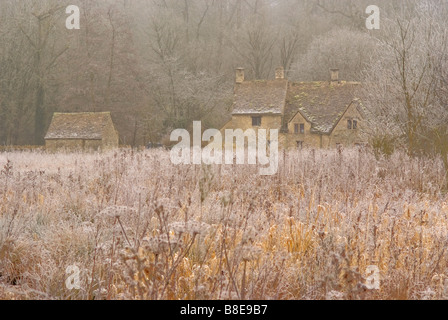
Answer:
[285,81,362,134]
[45,112,113,140]
[232,79,288,115]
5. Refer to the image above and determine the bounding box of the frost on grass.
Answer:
[0,148,448,300]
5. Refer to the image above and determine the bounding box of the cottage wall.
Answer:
[46,139,86,151]
[224,115,282,131]
[222,107,365,150]
[220,114,282,148]
[101,117,119,149]
[85,140,103,150]
[328,103,364,147]
[284,112,324,149]
[46,139,105,151]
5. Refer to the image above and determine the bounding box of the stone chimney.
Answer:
[275,67,285,80]
[236,68,245,84]
[330,68,340,83]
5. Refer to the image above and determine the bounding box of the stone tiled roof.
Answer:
[45,112,113,140]
[231,78,362,135]
[232,80,288,115]
[285,81,362,134]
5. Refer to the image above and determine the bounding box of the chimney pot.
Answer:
[236,68,245,84]
[275,67,285,80]
[330,68,340,83]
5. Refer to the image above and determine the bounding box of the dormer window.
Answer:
[252,116,262,127]
[347,119,358,130]
[294,123,305,134]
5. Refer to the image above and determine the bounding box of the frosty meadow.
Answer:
[1,148,448,300]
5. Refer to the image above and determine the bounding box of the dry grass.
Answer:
[1,148,448,300]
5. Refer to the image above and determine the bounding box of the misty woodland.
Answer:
[1,0,448,300]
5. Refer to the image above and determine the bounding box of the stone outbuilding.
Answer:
[45,112,119,151]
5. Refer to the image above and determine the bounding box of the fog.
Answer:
[0,0,447,149]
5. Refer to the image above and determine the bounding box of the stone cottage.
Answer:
[221,67,367,149]
[45,112,119,151]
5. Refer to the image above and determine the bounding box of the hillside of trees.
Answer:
[0,0,447,154]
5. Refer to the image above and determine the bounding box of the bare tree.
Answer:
[363,7,448,152]
[231,16,276,79]
[0,1,69,145]
[357,1,448,186]
[291,28,376,81]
